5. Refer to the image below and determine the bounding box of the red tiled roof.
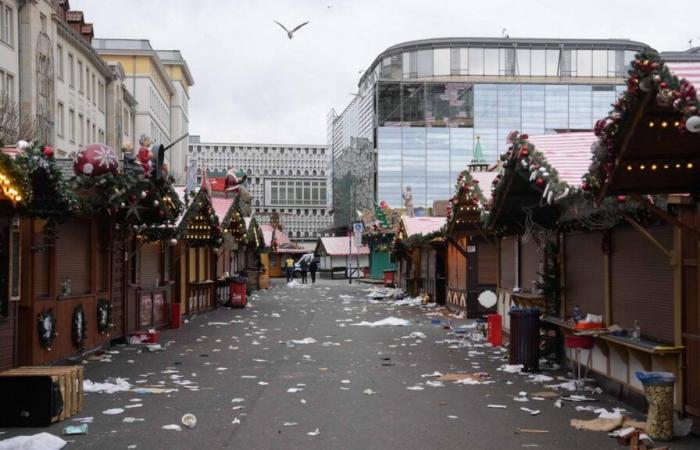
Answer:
[402,216,446,237]
[318,236,369,256]
[667,62,700,95]
[527,132,597,187]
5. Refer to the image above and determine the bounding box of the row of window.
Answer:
[253,207,328,217]
[56,44,106,112]
[268,179,327,207]
[150,121,167,146]
[378,47,638,81]
[0,68,15,103]
[149,86,169,128]
[0,1,13,47]
[56,102,104,145]
[191,145,326,156]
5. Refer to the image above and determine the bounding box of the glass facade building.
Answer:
[328,38,649,226]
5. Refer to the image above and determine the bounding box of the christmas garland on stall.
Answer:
[71,304,87,349]
[391,230,444,260]
[96,299,112,335]
[483,131,571,231]
[15,143,79,220]
[584,49,700,193]
[37,309,57,350]
[446,169,488,229]
[222,198,248,246]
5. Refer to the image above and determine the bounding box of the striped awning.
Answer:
[527,132,597,188]
[667,62,700,95]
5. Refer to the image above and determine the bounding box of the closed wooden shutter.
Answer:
[458,237,467,290]
[477,241,497,285]
[55,219,90,295]
[499,236,516,289]
[520,237,540,291]
[33,221,50,297]
[140,242,160,288]
[564,232,604,317]
[611,225,674,343]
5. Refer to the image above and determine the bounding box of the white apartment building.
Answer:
[188,137,333,242]
[0,0,19,133]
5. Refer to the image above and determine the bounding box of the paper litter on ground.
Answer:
[498,364,524,373]
[0,432,66,450]
[351,317,411,327]
[287,337,317,344]
[84,378,132,394]
[102,408,124,415]
[162,424,182,431]
[307,429,320,436]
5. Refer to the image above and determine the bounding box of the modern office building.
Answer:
[328,37,650,229]
[187,136,332,242]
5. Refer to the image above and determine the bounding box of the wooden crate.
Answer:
[0,366,84,421]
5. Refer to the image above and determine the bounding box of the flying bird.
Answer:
[274,20,310,39]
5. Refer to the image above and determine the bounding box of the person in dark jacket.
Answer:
[309,258,319,283]
[300,259,309,284]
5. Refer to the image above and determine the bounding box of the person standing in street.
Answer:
[309,258,319,284]
[300,258,309,284]
[285,256,295,282]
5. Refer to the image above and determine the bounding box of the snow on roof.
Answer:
[211,197,234,222]
[470,171,498,201]
[318,236,369,256]
[667,62,700,95]
[260,224,292,248]
[527,132,597,187]
[402,216,446,237]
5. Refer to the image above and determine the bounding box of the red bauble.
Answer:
[520,134,529,140]
[129,193,137,205]
[659,81,668,89]
[42,146,54,158]
[519,149,529,158]
[616,195,626,203]
[535,178,545,187]
[74,144,119,176]
[581,182,591,191]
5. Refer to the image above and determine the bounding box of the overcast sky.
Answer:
[72,0,700,145]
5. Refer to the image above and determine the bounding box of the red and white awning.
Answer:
[527,132,597,188]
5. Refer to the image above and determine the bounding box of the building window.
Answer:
[91,73,96,105]
[0,3,13,46]
[56,44,64,80]
[69,109,75,142]
[124,108,129,136]
[78,60,83,93]
[57,102,64,137]
[68,53,74,87]
[86,119,90,142]
[39,13,46,33]
[78,113,84,146]
[4,73,13,103]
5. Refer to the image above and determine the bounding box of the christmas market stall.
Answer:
[243,216,265,290]
[139,187,222,320]
[583,50,700,427]
[0,147,28,372]
[362,202,397,282]
[445,169,498,317]
[260,224,306,278]
[314,236,369,280]
[211,196,249,304]
[392,216,445,301]
[113,140,184,335]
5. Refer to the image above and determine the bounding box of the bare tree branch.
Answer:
[0,93,38,146]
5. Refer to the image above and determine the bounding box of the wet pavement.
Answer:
[1,279,699,449]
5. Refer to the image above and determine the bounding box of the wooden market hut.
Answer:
[486,128,690,418]
[260,225,306,278]
[148,187,223,319]
[243,216,267,289]
[582,50,700,427]
[314,236,370,279]
[0,148,27,371]
[393,217,446,301]
[445,169,498,317]
[211,195,249,302]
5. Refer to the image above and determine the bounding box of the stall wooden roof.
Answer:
[401,216,446,237]
[315,236,369,256]
[590,53,700,200]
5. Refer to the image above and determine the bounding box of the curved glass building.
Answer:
[328,37,649,228]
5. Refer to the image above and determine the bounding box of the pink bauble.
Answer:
[74,144,119,176]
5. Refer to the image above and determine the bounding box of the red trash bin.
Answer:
[229,277,247,308]
[383,270,396,287]
[487,313,502,347]
[170,303,181,329]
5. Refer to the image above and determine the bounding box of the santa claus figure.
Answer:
[136,135,153,176]
[224,167,248,197]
